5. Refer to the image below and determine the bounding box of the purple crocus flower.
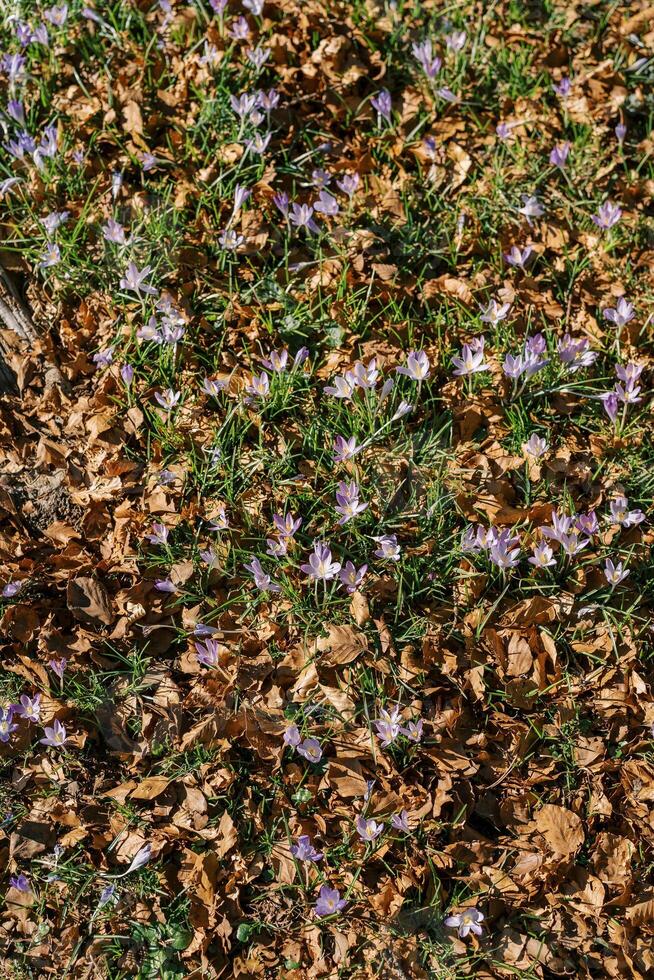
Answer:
[40,719,67,748]
[374,704,401,746]
[335,481,368,524]
[615,122,627,143]
[452,338,489,376]
[609,496,644,527]
[444,907,484,938]
[103,218,128,245]
[397,350,430,381]
[244,557,281,593]
[48,658,67,680]
[155,389,181,413]
[391,810,411,832]
[373,534,400,561]
[301,542,341,581]
[554,76,571,97]
[291,835,323,862]
[9,873,31,892]
[119,262,158,297]
[313,190,339,216]
[592,201,622,230]
[604,558,629,586]
[195,638,220,667]
[339,561,367,593]
[297,737,322,763]
[273,512,302,538]
[145,523,169,546]
[0,707,18,743]
[2,581,23,598]
[528,542,555,569]
[355,815,383,842]
[336,172,359,196]
[289,203,319,234]
[603,297,634,329]
[504,244,533,269]
[15,693,41,723]
[333,435,361,462]
[315,884,346,917]
[120,364,134,386]
[549,142,570,168]
[283,724,301,747]
[412,39,441,78]
[273,191,289,217]
[371,88,392,124]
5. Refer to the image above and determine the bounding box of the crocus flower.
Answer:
[452,339,488,376]
[40,719,67,748]
[336,172,359,196]
[352,359,379,389]
[229,15,250,40]
[154,579,177,593]
[244,557,281,593]
[554,76,571,97]
[218,229,244,250]
[518,195,544,221]
[335,481,368,524]
[371,89,392,124]
[444,907,484,938]
[339,561,367,593]
[333,435,361,462]
[549,142,570,168]
[604,558,629,586]
[528,542,555,569]
[373,534,400,561]
[615,122,627,142]
[602,391,619,423]
[155,389,181,413]
[48,658,67,679]
[261,348,288,372]
[391,810,411,833]
[195,639,220,667]
[412,39,441,78]
[609,496,644,527]
[301,542,341,581]
[504,244,533,269]
[315,885,346,917]
[355,815,383,842]
[374,704,402,746]
[0,708,18,743]
[201,377,226,398]
[558,334,597,372]
[2,581,23,598]
[98,883,117,907]
[397,350,430,381]
[124,844,151,875]
[273,512,302,538]
[592,201,622,230]
[324,372,356,399]
[445,30,466,52]
[145,523,168,545]
[283,724,301,747]
[480,299,511,326]
[291,835,323,862]
[9,873,30,892]
[245,372,270,400]
[297,738,322,763]
[289,203,319,234]
[119,262,158,297]
[39,243,61,269]
[15,693,41,723]
[313,190,339,216]
[524,434,547,457]
[603,297,634,329]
